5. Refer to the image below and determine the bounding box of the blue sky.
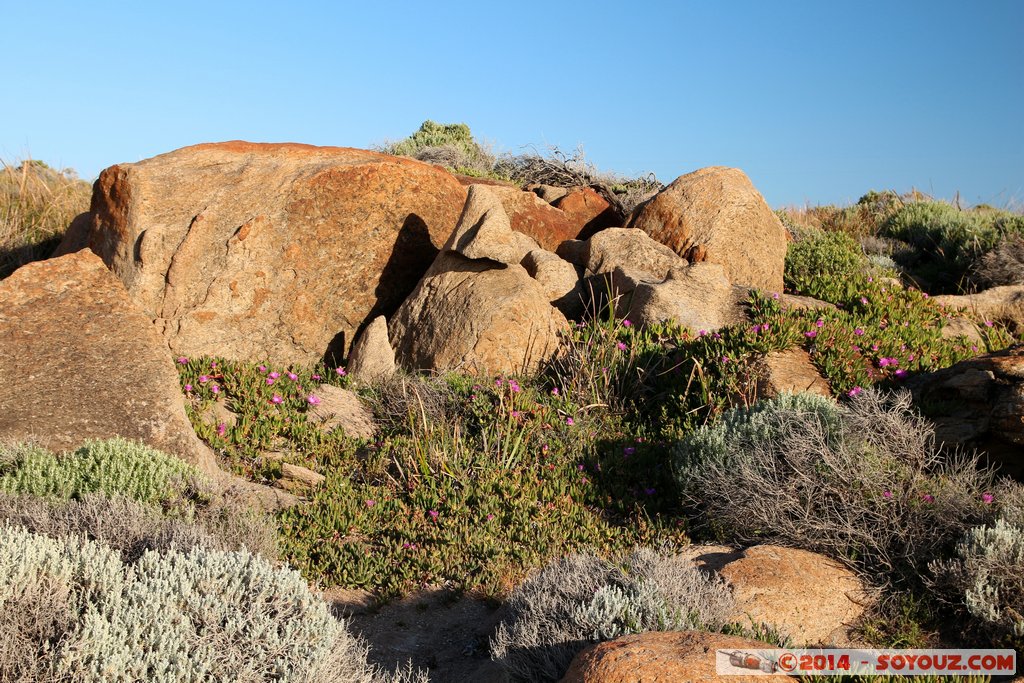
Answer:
[3,1,1021,208]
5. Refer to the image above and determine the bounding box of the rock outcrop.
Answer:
[561,631,795,683]
[488,185,584,251]
[346,316,396,384]
[934,285,1024,334]
[59,141,468,365]
[0,252,217,474]
[629,166,787,292]
[625,262,748,331]
[390,186,568,375]
[307,384,377,440]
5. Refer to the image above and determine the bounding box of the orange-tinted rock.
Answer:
[629,166,787,292]
[561,631,795,683]
[756,348,832,399]
[487,185,582,251]
[60,142,468,365]
[554,187,622,240]
[0,252,217,474]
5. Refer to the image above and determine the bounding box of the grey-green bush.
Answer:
[929,518,1024,647]
[784,230,870,302]
[674,390,1000,585]
[489,548,734,683]
[0,526,423,683]
[0,438,206,504]
[972,233,1024,288]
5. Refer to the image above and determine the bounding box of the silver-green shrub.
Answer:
[929,518,1024,646]
[0,526,421,683]
[674,390,999,585]
[0,438,205,504]
[489,548,734,682]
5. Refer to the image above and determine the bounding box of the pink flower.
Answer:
[720,356,730,363]
[287,372,298,381]
[622,319,632,327]
[982,493,994,504]
[860,297,869,305]
[577,464,585,471]
[428,509,439,520]
[271,394,283,405]
[486,513,495,521]
[984,320,994,328]
[211,384,220,394]
[307,395,321,406]
[199,375,209,384]
[815,319,824,328]
[269,371,281,379]
[847,386,863,397]
[760,323,770,332]
[365,499,376,507]
[804,330,817,339]
[883,490,893,499]
[853,328,864,336]
[871,344,879,352]
[216,423,226,437]
[894,369,908,379]
[509,380,521,393]
[922,494,935,503]
[566,417,575,426]
[624,446,636,456]
[184,384,193,392]
[258,365,267,373]
[266,378,275,386]
[210,362,217,369]
[312,374,321,380]
[616,341,628,351]
[698,329,707,336]
[772,292,780,300]
[336,367,347,377]
[176,357,189,364]
[551,387,560,396]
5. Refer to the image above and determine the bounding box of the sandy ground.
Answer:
[326,588,508,682]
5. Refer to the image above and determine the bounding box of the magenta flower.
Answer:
[804,330,817,339]
[266,378,275,386]
[495,378,503,387]
[336,367,347,377]
[176,357,189,364]
[307,395,321,406]
[312,374,321,380]
[365,499,376,507]
[616,341,628,351]
[871,344,879,352]
[922,494,935,503]
[698,329,707,336]
[815,319,824,328]
[287,372,298,381]
[258,365,267,373]
[486,513,495,521]
[271,394,283,405]
[211,384,220,394]
[269,371,280,379]
[566,417,575,426]
[894,369,908,379]
[551,387,560,396]
[883,490,893,500]
[624,446,636,456]
[184,384,193,392]
[847,386,863,397]
[984,320,993,328]
[509,380,521,393]
[644,487,656,496]
[772,292,780,300]
[199,375,209,384]
[216,423,226,437]
[982,493,994,504]
[428,509,439,521]
[577,464,585,471]
[853,328,864,336]
[760,323,770,332]
[860,297,869,305]
[622,319,632,327]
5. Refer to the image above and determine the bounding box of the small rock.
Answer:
[522,249,585,319]
[527,183,570,204]
[934,285,1024,334]
[756,348,831,399]
[278,462,326,490]
[560,631,796,683]
[347,316,396,384]
[451,185,540,265]
[625,262,747,331]
[307,384,377,439]
[584,227,685,280]
[718,545,868,646]
[553,187,622,240]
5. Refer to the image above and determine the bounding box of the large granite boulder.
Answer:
[629,166,787,292]
[58,141,468,365]
[0,252,217,475]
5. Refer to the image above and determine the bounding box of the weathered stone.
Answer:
[941,316,984,344]
[934,285,1024,334]
[779,294,838,312]
[907,344,1024,476]
[527,183,570,204]
[346,316,396,384]
[278,462,326,490]
[719,545,867,646]
[488,185,582,251]
[625,262,748,331]
[561,631,795,683]
[553,187,621,240]
[59,141,467,365]
[521,249,584,319]
[555,239,588,268]
[629,166,787,292]
[307,384,377,440]
[450,185,539,265]
[584,228,685,280]
[756,348,831,399]
[0,251,217,475]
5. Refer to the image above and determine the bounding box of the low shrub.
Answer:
[0,438,206,504]
[1,158,91,279]
[673,389,1001,586]
[489,548,734,683]
[929,518,1024,648]
[0,526,422,683]
[972,233,1024,288]
[785,230,869,302]
[381,120,496,177]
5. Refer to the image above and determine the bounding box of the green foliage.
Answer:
[0,526,412,683]
[385,120,480,159]
[490,548,735,682]
[785,230,869,301]
[883,200,1024,292]
[0,438,204,504]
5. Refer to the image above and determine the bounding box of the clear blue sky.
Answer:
[3,1,1021,208]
